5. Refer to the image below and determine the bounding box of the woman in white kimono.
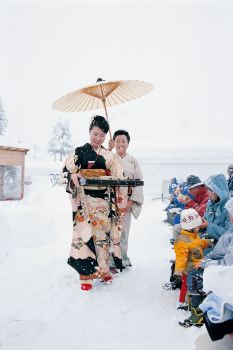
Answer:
[62,116,127,291]
[112,130,144,267]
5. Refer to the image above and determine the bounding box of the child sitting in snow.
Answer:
[173,208,213,327]
[194,197,233,270]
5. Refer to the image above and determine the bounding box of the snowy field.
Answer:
[0,158,232,350]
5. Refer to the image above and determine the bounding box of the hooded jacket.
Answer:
[204,174,231,240]
[202,228,233,268]
[174,229,210,273]
[228,174,233,197]
[169,177,178,195]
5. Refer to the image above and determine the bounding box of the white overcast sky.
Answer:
[0,0,233,155]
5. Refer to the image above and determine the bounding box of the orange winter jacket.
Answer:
[174,230,210,273]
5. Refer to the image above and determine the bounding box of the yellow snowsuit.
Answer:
[174,230,210,273]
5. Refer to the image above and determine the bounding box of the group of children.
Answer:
[163,168,233,345]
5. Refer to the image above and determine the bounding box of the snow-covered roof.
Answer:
[0,135,30,152]
[0,145,29,153]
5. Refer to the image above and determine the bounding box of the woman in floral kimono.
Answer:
[62,116,127,291]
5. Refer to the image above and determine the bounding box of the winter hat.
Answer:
[180,208,202,230]
[225,197,233,217]
[186,175,203,189]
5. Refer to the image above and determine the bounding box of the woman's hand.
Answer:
[199,218,208,228]
[71,173,81,187]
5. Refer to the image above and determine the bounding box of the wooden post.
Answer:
[0,165,4,200]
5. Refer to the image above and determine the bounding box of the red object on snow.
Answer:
[81,283,93,291]
[101,275,113,283]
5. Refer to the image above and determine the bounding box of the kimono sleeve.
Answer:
[130,157,144,205]
[110,153,124,178]
[61,150,81,194]
[109,153,128,215]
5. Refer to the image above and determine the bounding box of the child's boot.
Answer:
[179,292,205,327]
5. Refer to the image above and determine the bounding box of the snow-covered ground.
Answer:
[0,159,232,350]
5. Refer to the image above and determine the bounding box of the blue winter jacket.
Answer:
[202,229,233,268]
[204,174,231,240]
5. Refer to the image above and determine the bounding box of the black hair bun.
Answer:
[89,115,109,134]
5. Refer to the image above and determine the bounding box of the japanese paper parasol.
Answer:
[52,78,154,138]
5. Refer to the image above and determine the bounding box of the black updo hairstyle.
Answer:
[113,129,130,143]
[89,115,109,134]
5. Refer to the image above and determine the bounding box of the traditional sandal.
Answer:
[80,270,106,281]
[100,275,113,284]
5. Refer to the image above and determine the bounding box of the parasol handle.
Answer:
[101,98,112,139]
[99,83,112,140]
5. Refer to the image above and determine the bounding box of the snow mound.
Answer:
[11,208,57,248]
[0,212,11,262]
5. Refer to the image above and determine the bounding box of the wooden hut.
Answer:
[0,145,29,200]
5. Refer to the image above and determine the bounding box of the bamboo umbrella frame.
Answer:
[52,79,154,139]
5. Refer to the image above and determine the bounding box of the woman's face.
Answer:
[89,126,106,150]
[114,135,129,156]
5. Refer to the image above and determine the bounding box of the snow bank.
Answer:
[0,212,11,262]
[10,207,57,249]
[0,176,64,260]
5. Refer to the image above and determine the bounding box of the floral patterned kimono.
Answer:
[62,143,127,282]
